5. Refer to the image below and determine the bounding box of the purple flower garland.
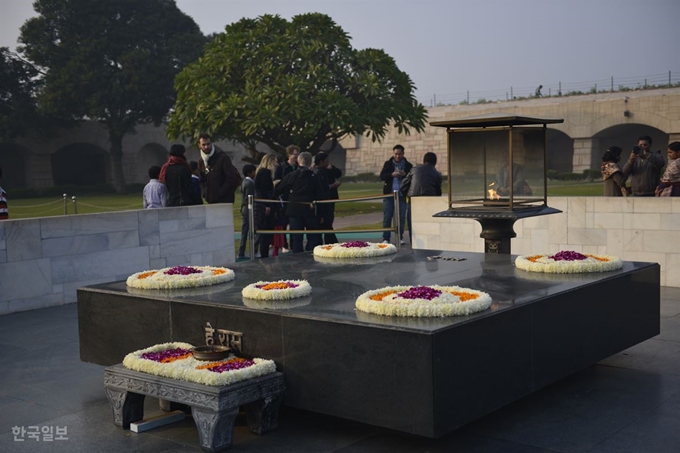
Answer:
[164,266,203,275]
[550,251,587,261]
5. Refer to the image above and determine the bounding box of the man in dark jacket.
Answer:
[197,133,241,204]
[273,145,300,251]
[313,152,342,244]
[379,144,412,244]
[402,152,442,197]
[622,135,665,196]
[275,152,323,253]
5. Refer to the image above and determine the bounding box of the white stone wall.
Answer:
[411,196,680,287]
[0,205,235,315]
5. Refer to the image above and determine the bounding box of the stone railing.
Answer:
[0,205,235,315]
[411,196,680,287]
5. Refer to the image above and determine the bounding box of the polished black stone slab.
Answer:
[77,250,660,437]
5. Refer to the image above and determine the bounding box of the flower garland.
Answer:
[122,342,276,386]
[241,280,312,301]
[313,254,397,266]
[355,285,492,317]
[515,250,623,273]
[126,266,235,289]
[313,241,397,259]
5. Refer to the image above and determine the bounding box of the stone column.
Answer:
[572,137,599,173]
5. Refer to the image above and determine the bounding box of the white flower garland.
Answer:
[313,241,397,258]
[126,266,235,289]
[241,280,312,300]
[355,285,492,318]
[122,342,276,386]
[515,254,623,273]
[313,254,397,266]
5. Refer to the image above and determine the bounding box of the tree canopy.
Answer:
[0,48,40,142]
[19,0,206,192]
[167,13,428,160]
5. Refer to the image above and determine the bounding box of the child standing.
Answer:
[143,165,167,209]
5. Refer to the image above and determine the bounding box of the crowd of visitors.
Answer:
[599,136,680,198]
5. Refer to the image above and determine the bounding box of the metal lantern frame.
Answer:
[429,113,564,253]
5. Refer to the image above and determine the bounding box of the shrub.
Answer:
[582,169,601,181]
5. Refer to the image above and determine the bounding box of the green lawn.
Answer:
[8,181,605,222]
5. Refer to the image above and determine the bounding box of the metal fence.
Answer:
[247,192,401,260]
[422,71,680,107]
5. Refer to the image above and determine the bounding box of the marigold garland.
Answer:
[241,280,312,301]
[122,342,276,386]
[356,285,492,317]
[313,241,397,259]
[515,251,623,273]
[126,266,235,289]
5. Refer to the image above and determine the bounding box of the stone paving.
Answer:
[0,285,678,452]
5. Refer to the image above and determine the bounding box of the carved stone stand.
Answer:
[104,364,285,452]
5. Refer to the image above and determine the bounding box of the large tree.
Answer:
[19,0,206,192]
[0,47,39,142]
[167,13,428,161]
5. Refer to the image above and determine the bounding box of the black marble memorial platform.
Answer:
[78,250,660,438]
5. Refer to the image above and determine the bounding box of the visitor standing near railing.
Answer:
[622,135,665,196]
[656,142,680,197]
[400,152,442,244]
[0,166,7,220]
[142,165,167,209]
[380,145,412,245]
[275,152,324,253]
[601,147,628,197]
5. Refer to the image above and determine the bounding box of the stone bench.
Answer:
[104,364,285,452]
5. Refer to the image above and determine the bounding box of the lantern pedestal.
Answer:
[434,205,561,254]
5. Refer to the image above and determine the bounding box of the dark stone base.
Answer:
[104,365,285,452]
[81,250,660,438]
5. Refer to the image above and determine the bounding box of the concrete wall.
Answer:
[340,87,680,176]
[0,205,235,315]
[410,196,680,287]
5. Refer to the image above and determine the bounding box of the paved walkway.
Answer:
[0,287,679,452]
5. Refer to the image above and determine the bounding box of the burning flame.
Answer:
[488,183,500,200]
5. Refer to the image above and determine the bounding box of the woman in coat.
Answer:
[601,146,628,197]
[253,154,279,258]
[161,144,202,206]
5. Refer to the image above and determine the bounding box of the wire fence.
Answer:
[421,71,680,107]
[11,194,142,217]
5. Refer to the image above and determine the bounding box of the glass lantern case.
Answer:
[430,113,564,253]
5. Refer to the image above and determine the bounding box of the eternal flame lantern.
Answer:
[430,113,564,254]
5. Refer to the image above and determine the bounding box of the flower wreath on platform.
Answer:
[241,280,312,301]
[122,342,276,386]
[313,241,397,258]
[126,266,235,289]
[515,251,623,273]
[356,285,492,317]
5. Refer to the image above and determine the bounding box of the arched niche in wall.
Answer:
[51,143,109,187]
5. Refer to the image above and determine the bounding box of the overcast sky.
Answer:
[2,0,679,105]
